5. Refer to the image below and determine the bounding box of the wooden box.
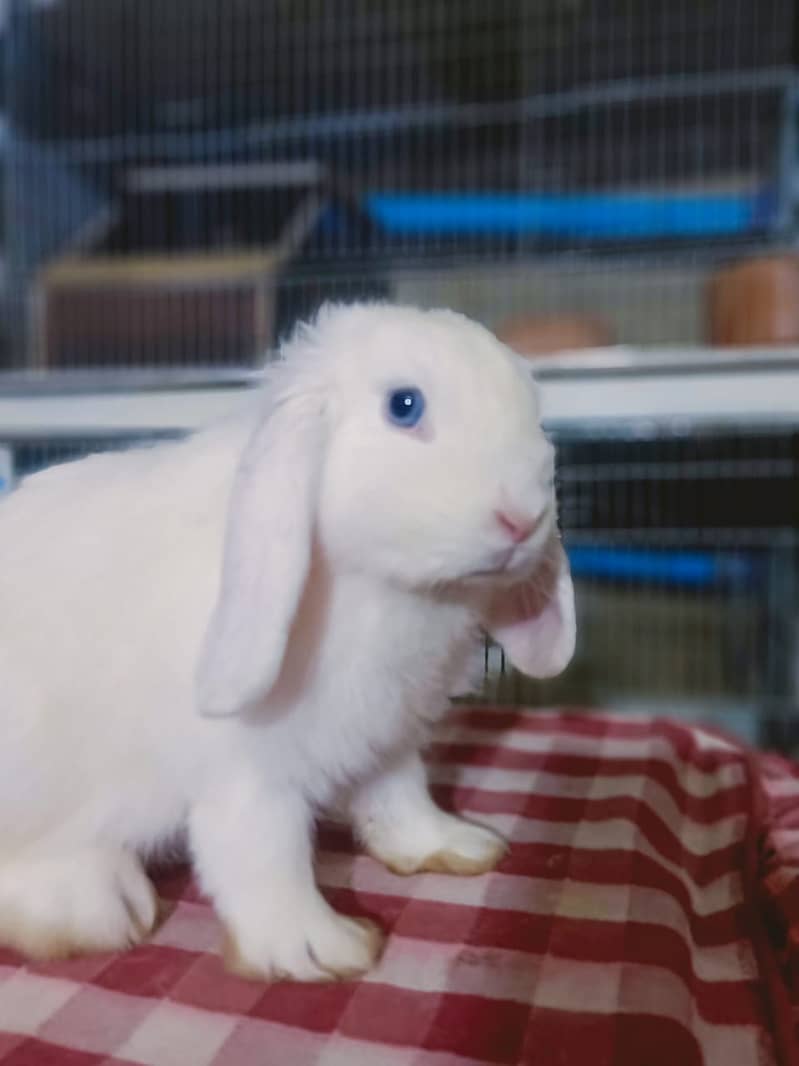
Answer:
[33,250,285,369]
[31,176,326,368]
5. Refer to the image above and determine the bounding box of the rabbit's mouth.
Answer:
[462,524,554,584]
[461,545,526,583]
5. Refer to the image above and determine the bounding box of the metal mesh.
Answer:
[0,0,795,368]
[481,421,799,746]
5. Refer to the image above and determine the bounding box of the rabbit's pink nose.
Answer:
[495,508,541,544]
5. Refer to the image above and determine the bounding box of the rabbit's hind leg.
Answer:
[0,846,157,960]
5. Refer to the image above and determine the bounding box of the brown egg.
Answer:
[707,255,799,346]
[495,313,615,357]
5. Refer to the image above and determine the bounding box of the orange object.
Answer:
[707,255,799,346]
[495,313,614,356]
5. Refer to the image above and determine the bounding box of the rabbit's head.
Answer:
[197,303,575,717]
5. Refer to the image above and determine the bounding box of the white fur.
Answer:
[0,303,575,979]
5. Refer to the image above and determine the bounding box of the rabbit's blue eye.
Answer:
[386,387,425,428]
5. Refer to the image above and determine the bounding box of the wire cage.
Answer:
[0,1,798,747]
[0,0,796,367]
[486,414,799,749]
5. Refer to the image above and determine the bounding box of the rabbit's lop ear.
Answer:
[484,533,576,679]
[196,388,325,717]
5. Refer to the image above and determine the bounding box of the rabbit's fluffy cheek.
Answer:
[316,436,556,590]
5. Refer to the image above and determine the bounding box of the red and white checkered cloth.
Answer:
[0,708,796,1066]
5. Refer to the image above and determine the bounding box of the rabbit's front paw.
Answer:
[368,814,507,877]
[222,905,383,983]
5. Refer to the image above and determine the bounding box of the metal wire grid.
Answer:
[0,0,795,370]
[482,421,799,744]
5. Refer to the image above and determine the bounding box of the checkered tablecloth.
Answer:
[0,708,796,1066]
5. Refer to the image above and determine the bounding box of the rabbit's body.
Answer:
[0,413,477,843]
[0,304,575,979]
[0,421,241,853]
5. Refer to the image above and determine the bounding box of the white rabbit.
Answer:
[0,303,575,981]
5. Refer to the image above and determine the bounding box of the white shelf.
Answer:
[0,347,798,438]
